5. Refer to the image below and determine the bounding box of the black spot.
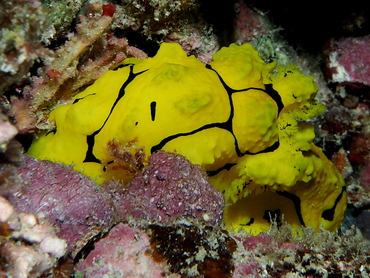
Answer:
[150,101,156,121]
[242,180,252,190]
[135,122,138,126]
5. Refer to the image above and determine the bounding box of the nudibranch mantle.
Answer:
[28,42,346,235]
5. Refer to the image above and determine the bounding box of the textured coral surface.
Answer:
[8,155,119,258]
[75,223,172,278]
[120,151,225,226]
[325,36,370,85]
[149,223,237,278]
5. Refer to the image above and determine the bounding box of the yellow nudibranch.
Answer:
[28,43,347,235]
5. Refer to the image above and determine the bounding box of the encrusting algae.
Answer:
[28,42,347,235]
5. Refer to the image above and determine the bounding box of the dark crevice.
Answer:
[113,28,160,57]
[244,1,370,54]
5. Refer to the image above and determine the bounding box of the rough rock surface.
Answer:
[8,155,119,258]
[119,151,225,226]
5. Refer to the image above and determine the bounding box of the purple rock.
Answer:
[120,151,224,226]
[324,35,370,85]
[8,155,119,257]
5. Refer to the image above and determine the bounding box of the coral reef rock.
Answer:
[324,35,370,86]
[7,155,120,258]
[119,151,225,226]
[75,223,176,278]
[149,223,237,278]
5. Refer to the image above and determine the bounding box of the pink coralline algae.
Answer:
[325,35,370,85]
[163,29,219,64]
[232,0,267,45]
[119,151,225,226]
[75,223,173,278]
[320,35,370,232]
[7,155,120,258]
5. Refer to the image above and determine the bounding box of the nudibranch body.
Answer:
[28,43,346,235]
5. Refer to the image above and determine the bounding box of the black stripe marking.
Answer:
[84,133,101,163]
[83,65,148,163]
[73,93,96,104]
[207,163,237,176]
[46,129,57,136]
[264,84,284,114]
[112,63,132,71]
[82,64,285,168]
[321,186,346,221]
[276,190,305,227]
[151,64,283,156]
[150,101,156,121]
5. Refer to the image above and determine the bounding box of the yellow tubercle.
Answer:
[28,42,346,235]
